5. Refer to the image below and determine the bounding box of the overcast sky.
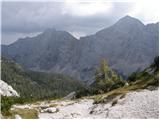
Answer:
[1,0,159,45]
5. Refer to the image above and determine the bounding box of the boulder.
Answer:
[0,80,19,97]
[63,92,76,100]
[15,114,22,119]
[43,107,58,113]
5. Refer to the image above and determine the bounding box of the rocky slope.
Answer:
[0,80,19,97]
[2,16,159,82]
[7,89,159,119]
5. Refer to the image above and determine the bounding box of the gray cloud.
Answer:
[1,1,159,45]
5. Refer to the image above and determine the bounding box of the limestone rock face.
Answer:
[0,79,19,97]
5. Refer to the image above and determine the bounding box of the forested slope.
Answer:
[1,57,84,100]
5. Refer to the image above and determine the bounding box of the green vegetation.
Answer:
[1,96,25,116]
[1,57,85,100]
[127,56,159,86]
[2,107,38,119]
[93,56,159,104]
[10,108,38,119]
[91,59,125,94]
[1,56,159,117]
[1,57,85,115]
[76,59,125,98]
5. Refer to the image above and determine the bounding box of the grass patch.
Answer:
[93,75,158,104]
[49,104,59,107]
[93,88,128,104]
[3,108,38,119]
[11,108,38,119]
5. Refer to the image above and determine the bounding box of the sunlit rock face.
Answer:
[0,79,19,97]
[2,16,159,82]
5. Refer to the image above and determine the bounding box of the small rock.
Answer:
[125,82,129,86]
[40,109,44,113]
[43,107,58,113]
[15,114,22,119]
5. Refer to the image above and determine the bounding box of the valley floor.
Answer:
[8,89,159,119]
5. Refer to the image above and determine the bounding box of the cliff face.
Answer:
[2,16,159,81]
[0,80,19,97]
[73,16,159,81]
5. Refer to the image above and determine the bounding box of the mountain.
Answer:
[1,57,84,99]
[75,16,159,80]
[2,15,159,82]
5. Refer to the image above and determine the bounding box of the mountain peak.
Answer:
[96,15,145,35]
[116,15,144,26]
[122,15,133,19]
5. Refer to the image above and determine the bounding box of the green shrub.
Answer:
[127,72,138,82]
[1,96,26,116]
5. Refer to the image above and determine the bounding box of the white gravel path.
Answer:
[39,99,94,119]
[38,89,159,119]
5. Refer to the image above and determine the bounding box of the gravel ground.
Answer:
[107,89,159,119]
[38,89,159,119]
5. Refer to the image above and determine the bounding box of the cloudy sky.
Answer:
[1,0,159,45]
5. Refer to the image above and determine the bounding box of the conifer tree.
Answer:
[94,58,125,92]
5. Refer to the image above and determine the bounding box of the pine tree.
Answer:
[93,58,125,93]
